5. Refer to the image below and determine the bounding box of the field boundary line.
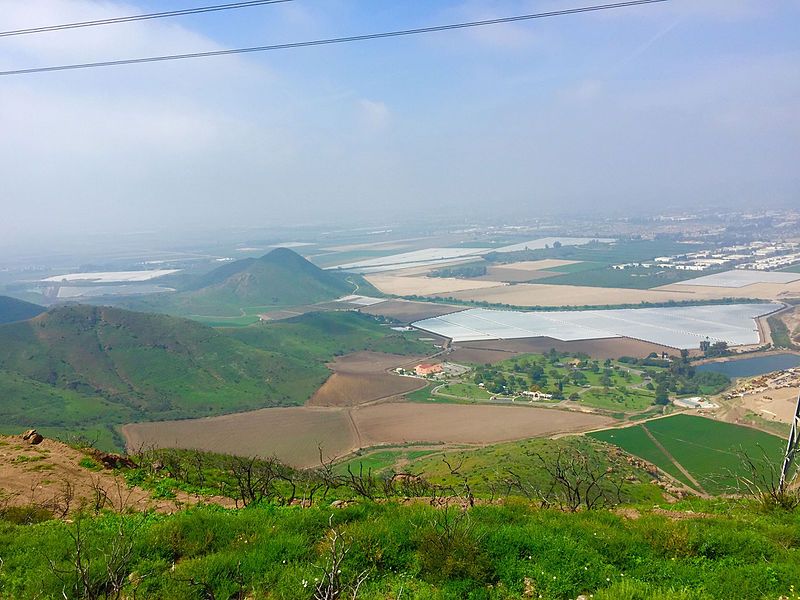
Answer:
[642,425,708,497]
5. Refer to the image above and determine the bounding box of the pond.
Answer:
[696,353,800,378]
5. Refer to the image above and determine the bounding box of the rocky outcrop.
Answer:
[22,429,43,445]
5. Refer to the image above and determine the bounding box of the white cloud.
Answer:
[358,99,390,131]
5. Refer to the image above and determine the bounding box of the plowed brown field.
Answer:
[122,402,611,468]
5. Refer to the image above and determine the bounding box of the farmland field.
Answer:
[589,415,784,494]
[308,373,427,406]
[447,336,674,363]
[122,402,612,468]
[358,299,462,323]
[414,304,773,348]
[365,274,505,296]
[535,266,704,289]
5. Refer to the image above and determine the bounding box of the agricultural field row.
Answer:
[589,415,785,495]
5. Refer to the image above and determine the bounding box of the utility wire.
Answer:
[0,0,669,77]
[0,0,293,38]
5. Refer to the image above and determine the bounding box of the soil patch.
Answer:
[0,434,232,515]
[122,407,357,469]
[122,403,611,469]
[360,299,462,323]
[328,351,428,374]
[366,274,506,296]
[351,402,612,446]
[308,373,426,407]
[492,260,581,271]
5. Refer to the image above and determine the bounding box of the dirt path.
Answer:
[642,425,708,497]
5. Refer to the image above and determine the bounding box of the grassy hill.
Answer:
[0,296,44,324]
[0,306,433,449]
[123,248,360,319]
[1,433,798,599]
[0,304,328,447]
[228,311,431,361]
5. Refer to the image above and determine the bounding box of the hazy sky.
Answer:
[1,0,798,245]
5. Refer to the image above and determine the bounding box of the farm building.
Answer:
[522,390,553,400]
[415,363,443,376]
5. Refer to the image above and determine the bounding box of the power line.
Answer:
[0,0,669,77]
[0,0,293,38]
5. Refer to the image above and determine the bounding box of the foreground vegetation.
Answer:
[2,497,799,599]
[2,427,798,599]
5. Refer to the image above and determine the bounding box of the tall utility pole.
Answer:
[780,391,800,492]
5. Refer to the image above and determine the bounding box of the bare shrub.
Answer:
[313,515,370,600]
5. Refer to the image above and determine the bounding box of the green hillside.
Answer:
[126,248,358,319]
[0,305,328,445]
[0,295,44,324]
[229,311,431,361]
[0,306,432,449]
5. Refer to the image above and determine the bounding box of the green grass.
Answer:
[780,263,800,273]
[589,424,692,487]
[579,386,656,411]
[403,437,663,504]
[768,315,797,349]
[541,261,607,274]
[590,415,785,494]
[2,499,800,599]
[336,447,443,475]
[229,311,432,362]
[0,307,432,451]
[473,353,657,412]
[436,382,493,400]
[537,266,708,289]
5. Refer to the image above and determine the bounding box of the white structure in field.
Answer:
[676,270,800,288]
[411,303,780,350]
[673,397,718,409]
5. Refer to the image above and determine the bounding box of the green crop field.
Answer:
[589,415,785,494]
[541,261,607,274]
[536,265,706,289]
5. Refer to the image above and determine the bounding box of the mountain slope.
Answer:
[0,305,328,440]
[0,296,45,324]
[117,248,358,319]
[179,247,355,314]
